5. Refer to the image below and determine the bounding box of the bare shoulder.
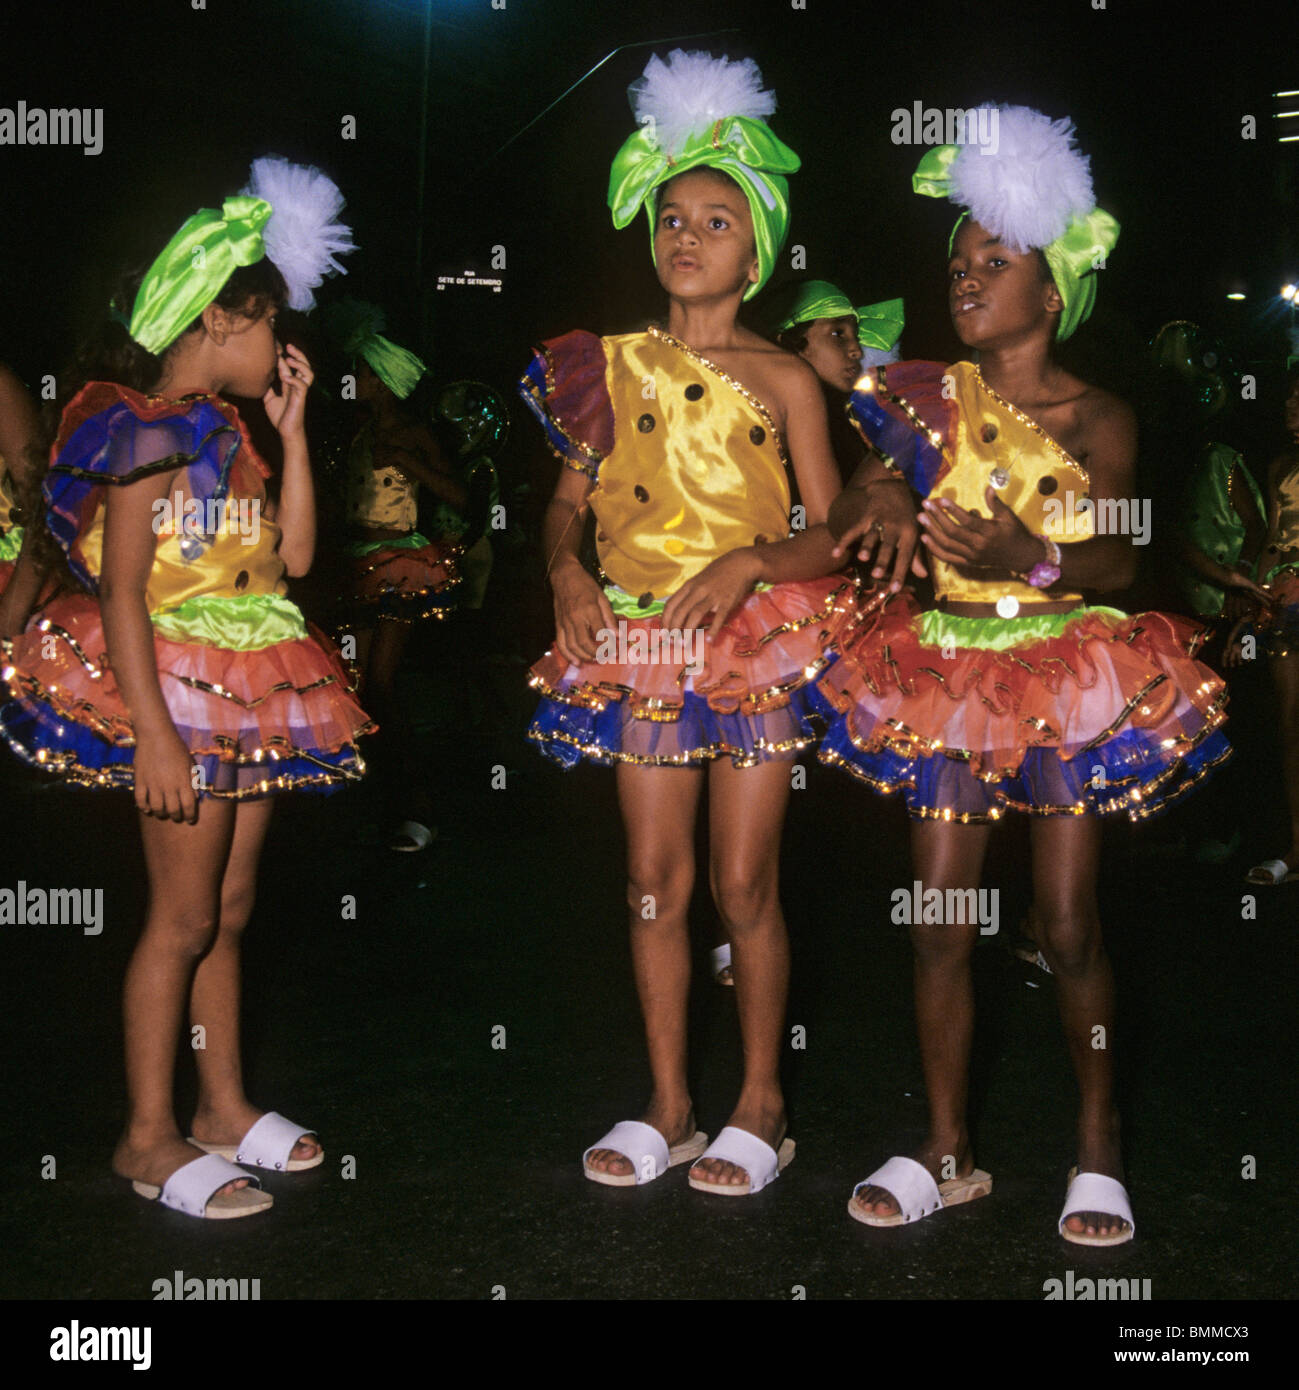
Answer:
[1077,381,1135,434]
[1069,382,1136,468]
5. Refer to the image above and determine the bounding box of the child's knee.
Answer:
[218,881,257,934]
[149,905,221,957]
[910,921,976,964]
[1035,906,1101,972]
[626,859,692,920]
[709,869,777,931]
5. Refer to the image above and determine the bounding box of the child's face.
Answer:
[653,169,759,302]
[218,300,281,397]
[948,218,1061,349]
[799,315,862,393]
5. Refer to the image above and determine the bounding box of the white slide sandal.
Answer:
[583,1120,709,1186]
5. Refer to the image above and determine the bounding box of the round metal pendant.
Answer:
[990,467,1010,489]
[995,595,1020,619]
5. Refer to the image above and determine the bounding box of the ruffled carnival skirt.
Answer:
[527,575,858,769]
[339,530,462,623]
[1,591,374,799]
[1254,566,1299,658]
[811,594,1230,821]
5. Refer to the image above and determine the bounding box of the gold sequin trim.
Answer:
[972,366,1091,487]
[647,326,790,469]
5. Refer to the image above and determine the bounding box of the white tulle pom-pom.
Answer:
[242,156,355,310]
[859,344,901,369]
[630,49,776,156]
[948,106,1094,253]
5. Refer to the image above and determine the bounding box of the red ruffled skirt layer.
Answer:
[528,575,858,768]
[812,593,1230,820]
[1,592,375,798]
[1257,567,1299,657]
[341,536,463,622]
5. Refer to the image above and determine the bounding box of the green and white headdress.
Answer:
[912,106,1118,340]
[127,155,354,355]
[607,50,800,301]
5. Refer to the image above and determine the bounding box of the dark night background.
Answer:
[4,0,1297,418]
[1,0,1297,1333]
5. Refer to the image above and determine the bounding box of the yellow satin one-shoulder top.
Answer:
[589,327,791,603]
[345,423,418,532]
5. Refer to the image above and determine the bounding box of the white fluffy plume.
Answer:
[242,156,355,311]
[948,106,1094,253]
[859,344,901,369]
[630,50,776,156]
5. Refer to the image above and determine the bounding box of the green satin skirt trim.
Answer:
[344,530,431,558]
[1261,560,1299,586]
[918,604,1126,650]
[0,525,23,561]
[603,580,774,620]
[151,593,308,650]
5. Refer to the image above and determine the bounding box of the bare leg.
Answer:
[690,758,794,1185]
[852,818,989,1218]
[188,798,319,1162]
[1031,816,1128,1239]
[583,762,703,1177]
[111,803,250,1195]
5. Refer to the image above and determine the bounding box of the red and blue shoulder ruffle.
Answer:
[847,360,956,498]
[45,383,270,591]
[516,331,615,479]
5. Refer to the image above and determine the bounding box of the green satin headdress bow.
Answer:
[771,282,905,351]
[913,145,1119,342]
[608,115,800,301]
[128,196,272,356]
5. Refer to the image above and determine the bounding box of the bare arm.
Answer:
[262,345,315,577]
[0,529,51,638]
[100,467,199,821]
[542,463,613,664]
[0,365,41,495]
[375,424,469,513]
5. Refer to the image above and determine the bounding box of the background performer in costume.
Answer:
[1230,367,1299,885]
[326,299,466,852]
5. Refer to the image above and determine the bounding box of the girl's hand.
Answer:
[831,482,926,590]
[550,562,616,666]
[132,727,199,823]
[661,548,763,639]
[918,486,1041,574]
[1222,567,1272,606]
[263,344,313,439]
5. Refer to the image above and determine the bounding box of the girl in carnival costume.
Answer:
[325,299,466,852]
[0,157,368,1219]
[520,50,911,1195]
[819,108,1230,1242]
[697,283,904,990]
[1233,366,1299,884]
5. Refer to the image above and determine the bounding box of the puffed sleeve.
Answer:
[846,360,956,498]
[516,330,615,480]
[44,384,244,589]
